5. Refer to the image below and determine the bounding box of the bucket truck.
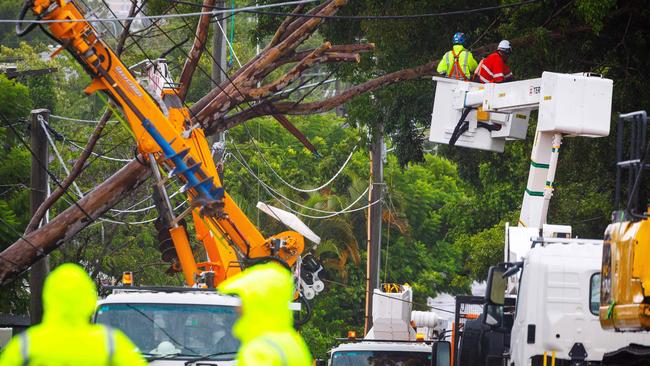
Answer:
[324,284,451,366]
[596,110,650,363]
[16,0,323,363]
[429,73,650,365]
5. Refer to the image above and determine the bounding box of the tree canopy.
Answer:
[0,0,649,358]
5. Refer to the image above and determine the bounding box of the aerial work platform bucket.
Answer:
[428,72,613,152]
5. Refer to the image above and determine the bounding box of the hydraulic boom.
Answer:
[18,0,323,299]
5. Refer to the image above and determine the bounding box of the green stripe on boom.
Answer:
[525,188,544,197]
[530,160,550,169]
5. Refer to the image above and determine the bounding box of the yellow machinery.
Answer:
[17,0,320,294]
[600,111,650,331]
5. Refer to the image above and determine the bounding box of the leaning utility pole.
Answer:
[211,0,228,179]
[364,124,384,334]
[29,109,50,324]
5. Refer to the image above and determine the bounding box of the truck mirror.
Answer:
[431,340,451,366]
[482,303,503,328]
[313,359,327,366]
[486,266,506,305]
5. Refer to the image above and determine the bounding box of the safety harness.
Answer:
[446,48,469,81]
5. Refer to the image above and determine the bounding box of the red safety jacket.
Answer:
[475,51,512,83]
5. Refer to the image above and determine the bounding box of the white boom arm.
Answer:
[429,72,613,229]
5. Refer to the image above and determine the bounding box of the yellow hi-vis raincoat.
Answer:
[436,44,478,80]
[0,263,146,366]
[218,262,312,366]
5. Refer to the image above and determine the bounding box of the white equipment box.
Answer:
[537,72,613,136]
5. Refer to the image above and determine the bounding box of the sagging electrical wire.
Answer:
[42,121,187,216]
[208,15,350,194]
[5,0,320,24]
[0,113,96,225]
[230,144,381,219]
[50,114,119,124]
[167,0,541,21]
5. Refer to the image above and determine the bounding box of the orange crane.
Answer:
[17,0,323,298]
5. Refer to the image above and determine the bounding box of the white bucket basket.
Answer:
[428,73,612,153]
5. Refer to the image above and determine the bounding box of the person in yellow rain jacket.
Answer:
[436,32,478,81]
[0,263,146,366]
[218,262,312,366]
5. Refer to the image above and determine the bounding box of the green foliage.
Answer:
[575,0,616,34]
[2,0,649,359]
[456,221,507,282]
[0,74,31,118]
[0,77,32,313]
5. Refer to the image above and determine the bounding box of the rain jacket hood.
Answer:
[42,263,98,326]
[218,262,294,343]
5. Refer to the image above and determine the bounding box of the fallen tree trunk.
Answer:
[0,160,151,285]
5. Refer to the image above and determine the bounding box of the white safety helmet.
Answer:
[497,40,512,54]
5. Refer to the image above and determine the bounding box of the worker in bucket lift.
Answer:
[436,32,478,81]
[475,40,514,83]
[0,263,146,366]
[218,262,312,366]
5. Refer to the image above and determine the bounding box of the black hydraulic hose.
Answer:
[448,107,473,147]
[449,121,469,147]
[16,0,39,37]
[294,295,312,328]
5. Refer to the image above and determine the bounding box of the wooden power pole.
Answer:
[211,0,227,88]
[29,109,50,324]
[364,124,384,334]
[212,0,228,180]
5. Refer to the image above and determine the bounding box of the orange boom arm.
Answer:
[23,0,309,288]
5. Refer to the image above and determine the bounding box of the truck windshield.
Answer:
[331,350,431,366]
[95,303,240,360]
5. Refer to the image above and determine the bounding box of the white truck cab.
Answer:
[328,341,433,365]
[94,287,241,365]
[486,234,650,365]
[325,285,451,366]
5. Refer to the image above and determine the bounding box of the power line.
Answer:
[0,112,97,225]
[222,37,345,195]
[40,120,175,216]
[231,147,370,214]
[67,140,132,162]
[40,116,85,198]
[0,216,41,269]
[168,0,541,20]
[258,144,357,193]
[194,5,349,197]
[49,114,119,124]
[230,145,381,219]
[4,0,319,24]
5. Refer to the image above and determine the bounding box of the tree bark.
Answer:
[177,0,216,101]
[189,0,347,118]
[0,160,151,285]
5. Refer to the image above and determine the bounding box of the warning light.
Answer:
[415,333,425,342]
[347,330,357,340]
[122,271,133,286]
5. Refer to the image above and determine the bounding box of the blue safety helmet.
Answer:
[452,32,466,45]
